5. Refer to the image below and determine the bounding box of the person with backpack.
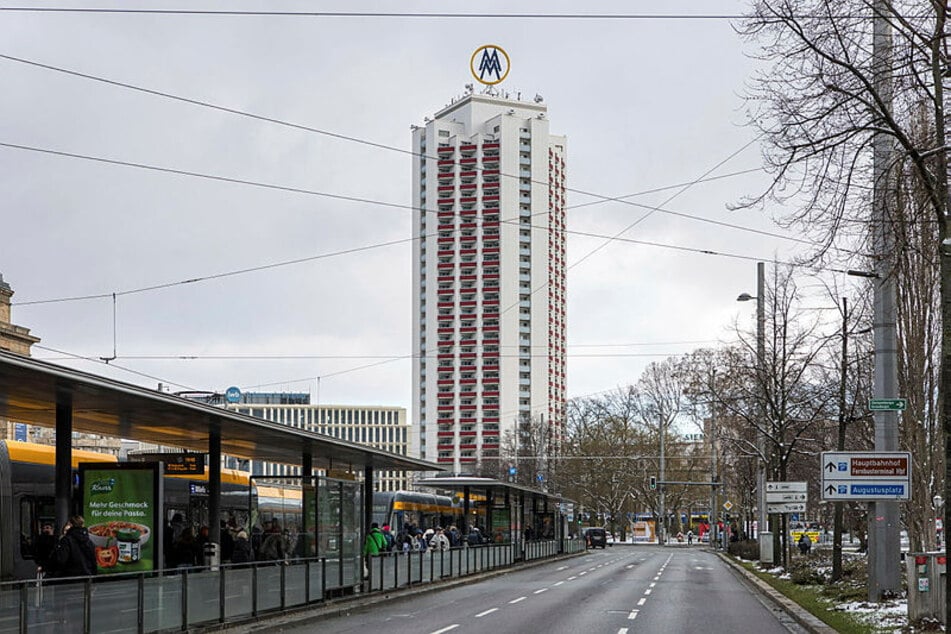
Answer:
[381,525,396,552]
[47,515,96,578]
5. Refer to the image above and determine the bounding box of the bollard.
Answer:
[203,541,220,571]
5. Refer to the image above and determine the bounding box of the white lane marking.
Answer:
[619,629,629,634]
[649,582,656,588]
[637,598,647,606]
[625,564,634,569]
[475,608,498,618]
[568,576,577,580]
[557,566,568,571]
[644,588,652,595]
[534,588,549,594]
[579,571,588,576]
[628,610,639,620]
[553,581,565,586]
[510,596,527,604]
[653,576,660,581]
[430,626,459,634]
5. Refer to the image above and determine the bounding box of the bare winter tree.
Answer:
[738,0,949,577]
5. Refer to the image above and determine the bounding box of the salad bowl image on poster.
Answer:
[80,462,163,573]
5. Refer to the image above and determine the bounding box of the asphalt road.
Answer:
[279,545,808,634]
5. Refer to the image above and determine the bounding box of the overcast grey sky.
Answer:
[1,1,830,410]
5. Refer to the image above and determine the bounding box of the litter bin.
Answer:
[203,541,220,570]
[906,552,946,624]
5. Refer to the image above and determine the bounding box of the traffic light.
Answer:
[649,476,657,490]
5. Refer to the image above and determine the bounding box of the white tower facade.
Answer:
[411,92,567,474]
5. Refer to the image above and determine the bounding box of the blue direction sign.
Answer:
[820,451,911,500]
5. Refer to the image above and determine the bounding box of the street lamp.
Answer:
[738,261,770,564]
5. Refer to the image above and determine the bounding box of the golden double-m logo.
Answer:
[470,45,510,85]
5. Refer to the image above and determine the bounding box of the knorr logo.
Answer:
[90,477,116,494]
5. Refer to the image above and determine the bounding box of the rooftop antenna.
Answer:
[534,93,544,103]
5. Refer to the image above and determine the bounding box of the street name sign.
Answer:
[767,502,807,514]
[821,451,912,500]
[765,482,808,514]
[766,481,807,493]
[766,492,807,503]
[868,398,907,411]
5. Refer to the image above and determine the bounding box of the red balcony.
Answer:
[437,405,454,412]
[437,236,455,244]
[460,196,477,204]
[459,378,477,385]
[482,142,500,150]
[483,417,499,423]
[482,247,500,255]
[437,159,455,168]
[482,194,500,202]
[437,262,455,269]
[459,144,477,153]
[460,183,477,192]
[460,170,477,179]
[437,378,454,385]
[437,197,454,205]
[482,169,500,177]
[482,390,500,397]
[437,431,455,437]
[459,249,477,256]
[459,157,477,165]
[460,326,477,333]
[437,456,454,463]
[437,184,454,192]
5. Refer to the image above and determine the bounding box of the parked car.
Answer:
[583,527,608,549]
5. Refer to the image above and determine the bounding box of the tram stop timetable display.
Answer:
[79,462,164,574]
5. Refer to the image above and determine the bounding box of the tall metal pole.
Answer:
[756,262,770,563]
[832,297,848,581]
[659,416,666,545]
[710,395,718,549]
[868,0,900,600]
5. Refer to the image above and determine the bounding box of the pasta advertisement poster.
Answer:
[80,463,163,573]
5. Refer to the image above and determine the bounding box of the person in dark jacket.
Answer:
[34,522,57,574]
[48,515,96,578]
[231,529,253,566]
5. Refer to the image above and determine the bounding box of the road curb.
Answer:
[714,551,838,634]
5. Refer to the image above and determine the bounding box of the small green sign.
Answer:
[869,398,907,411]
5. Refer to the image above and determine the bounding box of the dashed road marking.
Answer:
[475,608,498,618]
[637,598,647,606]
[618,629,629,634]
[553,581,564,586]
[568,576,577,580]
[628,610,639,620]
[430,626,459,634]
[509,597,527,604]
[644,588,652,595]
[534,588,548,594]
[649,582,656,588]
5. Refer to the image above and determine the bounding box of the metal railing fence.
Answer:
[0,539,581,633]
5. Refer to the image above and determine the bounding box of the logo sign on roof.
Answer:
[470,45,510,85]
[225,386,242,403]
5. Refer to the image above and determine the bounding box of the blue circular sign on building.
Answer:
[224,386,242,403]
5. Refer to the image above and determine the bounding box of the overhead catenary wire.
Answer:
[4,141,857,307]
[0,53,815,243]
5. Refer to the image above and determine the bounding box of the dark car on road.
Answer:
[583,527,608,549]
